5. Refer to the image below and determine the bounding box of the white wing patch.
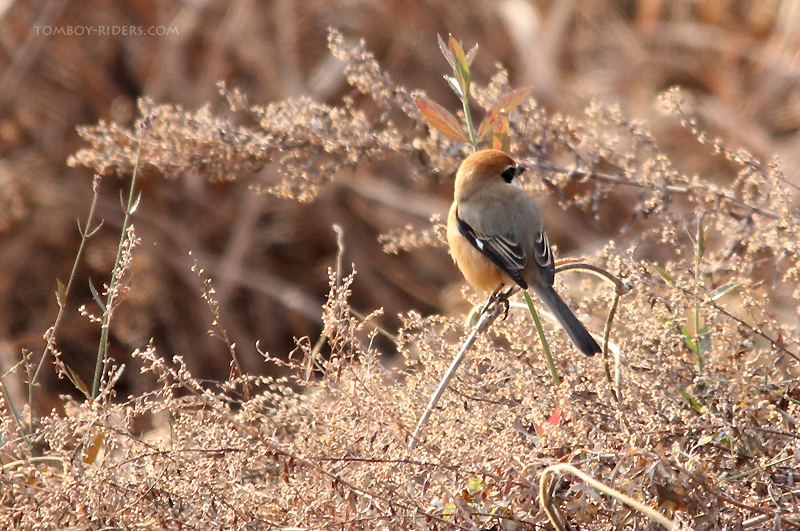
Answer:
[456,213,528,289]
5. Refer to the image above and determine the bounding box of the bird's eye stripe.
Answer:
[500,165,517,183]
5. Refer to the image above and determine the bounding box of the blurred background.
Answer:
[2,0,800,415]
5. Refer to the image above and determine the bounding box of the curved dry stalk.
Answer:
[539,463,679,531]
[555,260,629,402]
[1,456,66,472]
[408,287,519,451]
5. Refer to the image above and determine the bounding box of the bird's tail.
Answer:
[532,285,601,356]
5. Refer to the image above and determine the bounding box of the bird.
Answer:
[446,149,601,356]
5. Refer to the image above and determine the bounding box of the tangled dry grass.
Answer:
[2,1,800,529]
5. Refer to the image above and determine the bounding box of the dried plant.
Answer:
[2,9,800,531]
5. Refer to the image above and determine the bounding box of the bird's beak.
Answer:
[509,164,526,189]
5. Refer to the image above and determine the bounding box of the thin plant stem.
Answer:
[1,361,30,452]
[553,260,629,400]
[92,118,150,398]
[462,91,477,150]
[694,292,704,373]
[523,291,560,386]
[28,175,102,432]
[409,288,518,450]
[722,454,793,482]
[691,218,707,374]
[603,290,622,403]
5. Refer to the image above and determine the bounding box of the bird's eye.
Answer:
[501,165,519,183]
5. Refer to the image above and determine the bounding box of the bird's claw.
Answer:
[498,295,510,321]
[482,286,513,321]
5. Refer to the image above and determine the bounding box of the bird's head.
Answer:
[453,149,525,200]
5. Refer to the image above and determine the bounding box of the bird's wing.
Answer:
[533,229,555,286]
[456,212,529,289]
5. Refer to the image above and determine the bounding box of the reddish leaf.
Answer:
[494,87,532,114]
[83,431,103,464]
[490,113,510,153]
[547,403,563,426]
[416,97,470,143]
[479,87,532,139]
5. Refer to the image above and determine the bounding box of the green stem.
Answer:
[461,87,478,150]
[722,454,793,482]
[694,263,704,374]
[28,176,101,433]
[2,370,30,453]
[523,291,560,386]
[91,122,148,398]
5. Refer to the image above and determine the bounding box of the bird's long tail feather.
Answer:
[532,285,601,356]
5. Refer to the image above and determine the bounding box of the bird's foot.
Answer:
[482,286,516,321]
[498,295,510,321]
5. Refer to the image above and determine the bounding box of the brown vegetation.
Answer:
[1,1,799,529]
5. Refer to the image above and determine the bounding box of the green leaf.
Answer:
[448,35,468,76]
[649,261,675,284]
[66,364,90,397]
[129,191,142,215]
[466,476,483,494]
[697,324,711,356]
[89,279,106,312]
[696,435,713,446]
[696,220,706,264]
[56,279,66,308]
[444,75,462,99]
[447,36,471,100]
[676,386,703,414]
[415,97,470,143]
[710,281,743,301]
[680,325,698,354]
